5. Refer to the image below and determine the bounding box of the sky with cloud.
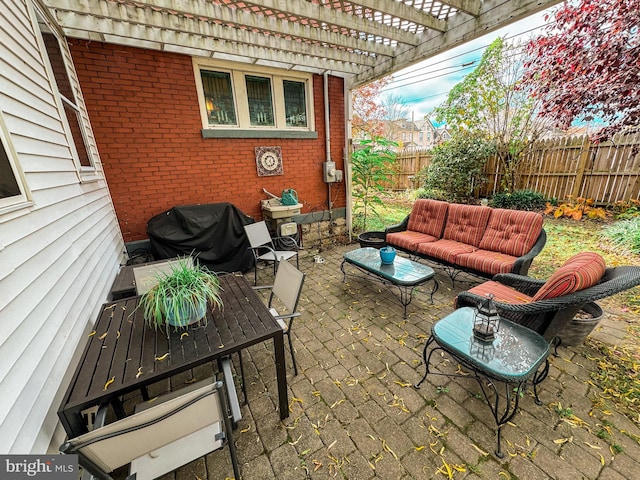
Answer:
[381,8,556,122]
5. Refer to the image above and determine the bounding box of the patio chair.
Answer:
[244,220,299,285]
[253,258,306,375]
[60,376,241,480]
[456,253,640,345]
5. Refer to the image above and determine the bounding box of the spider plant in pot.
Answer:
[140,257,223,332]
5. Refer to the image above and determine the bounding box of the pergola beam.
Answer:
[225,0,422,46]
[350,0,562,87]
[46,0,395,58]
[51,10,377,71]
[44,0,565,83]
[439,0,482,16]
[347,0,448,32]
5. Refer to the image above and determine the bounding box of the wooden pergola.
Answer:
[43,0,562,88]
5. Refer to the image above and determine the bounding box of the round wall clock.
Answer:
[255,146,283,176]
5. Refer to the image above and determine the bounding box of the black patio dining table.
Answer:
[58,273,289,437]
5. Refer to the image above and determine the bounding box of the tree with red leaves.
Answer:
[523,0,640,140]
[351,78,390,139]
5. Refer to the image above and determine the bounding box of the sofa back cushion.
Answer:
[532,252,606,301]
[479,209,544,257]
[442,204,492,247]
[406,199,449,239]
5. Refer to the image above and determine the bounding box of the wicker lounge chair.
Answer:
[456,265,640,345]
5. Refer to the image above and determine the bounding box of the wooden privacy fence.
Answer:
[389,130,640,205]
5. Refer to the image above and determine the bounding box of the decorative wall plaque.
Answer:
[255,146,283,176]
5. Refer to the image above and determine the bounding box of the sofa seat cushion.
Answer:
[416,239,476,264]
[442,204,492,247]
[455,250,518,277]
[532,252,606,301]
[479,209,544,257]
[386,230,438,251]
[406,199,449,238]
[463,280,533,305]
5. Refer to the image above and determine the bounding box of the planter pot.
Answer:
[379,246,396,264]
[562,302,604,346]
[358,231,386,249]
[165,299,207,328]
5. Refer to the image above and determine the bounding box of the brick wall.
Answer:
[69,41,346,242]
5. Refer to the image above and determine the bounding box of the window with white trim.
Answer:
[194,60,314,132]
[0,115,29,210]
[37,14,96,172]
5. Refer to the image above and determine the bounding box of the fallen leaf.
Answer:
[394,381,412,387]
[584,442,601,449]
[470,444,489,456]
[103,376,115,391]
[155,353,169,361]
[553,436,573,445]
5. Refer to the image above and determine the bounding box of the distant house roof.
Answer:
[43,0,562,88]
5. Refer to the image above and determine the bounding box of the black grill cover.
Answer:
[147,203,255,273]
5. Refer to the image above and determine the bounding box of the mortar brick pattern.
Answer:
[115,244,640,479]
[69,40,346,242]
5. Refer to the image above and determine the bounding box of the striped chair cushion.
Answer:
[463,280,533,304]
[386,231,438,251]
[406,199,449,238]
[532,252,606,301]
[442,204,492,247]
[416,239,476,264]
[455,250,518,276]
[479,209,544,257]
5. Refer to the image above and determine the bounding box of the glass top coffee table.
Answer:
[415,307,550,457]
[341,247,438,318]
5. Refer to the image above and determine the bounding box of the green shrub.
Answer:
[416,135,495,203]
[351,136,397,232]
[489,189,547,211]
[602,217,640,254]
[414,187,448,201]
[612,199,640,220]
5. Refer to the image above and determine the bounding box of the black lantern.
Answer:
[473,293,500,342]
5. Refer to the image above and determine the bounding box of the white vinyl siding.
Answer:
[0,0,125,454]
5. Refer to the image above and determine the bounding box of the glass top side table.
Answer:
[415,307,550,457]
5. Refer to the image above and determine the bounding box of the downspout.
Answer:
[324,72,333,224]
[344,83,352,242]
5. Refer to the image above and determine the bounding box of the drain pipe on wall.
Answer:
[323,72,333,228]
[344,82,352,242]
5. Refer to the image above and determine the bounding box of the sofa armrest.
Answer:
[385,215,409,234]
[511,229,546,276]
[491,273,546,296]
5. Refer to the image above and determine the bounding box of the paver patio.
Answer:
[120,242,640,480]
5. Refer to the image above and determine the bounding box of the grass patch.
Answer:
[352,192,413,233]
[585,331,640,424]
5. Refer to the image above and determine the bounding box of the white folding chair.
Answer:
[60,377,241,480]
[243,221,299,285]
[254,258,306,375]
